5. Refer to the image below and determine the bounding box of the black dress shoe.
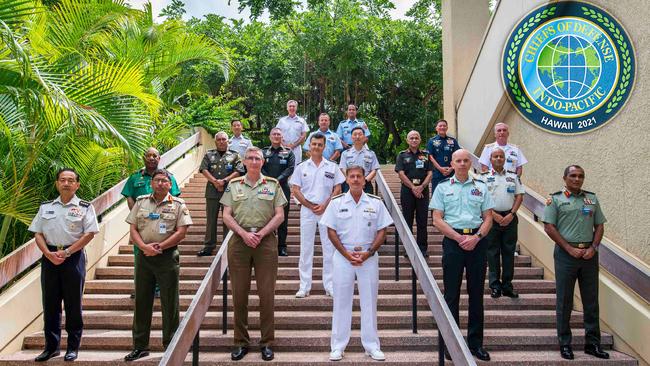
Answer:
[490,288,502,298]
[124,349,150,361]
[261,346,274,361]
[470,347,491,361]
[560,345,574,360]
[35,350,60,362]
[278,247,288,256]
[197,248,213,257]
[64,350,78,361]
[585,344,610,359]
[502,289,519,298]
[231,346,248,361]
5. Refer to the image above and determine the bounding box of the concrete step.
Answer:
[185,222,441,234]
[107,254,532,268]
[82,293,557,312]
[83,279,555,295]
[94,266,544,281]
[21,328,614,352]
[175,233,439,245]
[72,310,584,330]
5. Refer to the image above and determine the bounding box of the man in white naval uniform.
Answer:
[478,122,528,176]
[320,165,393,361]
[290,133,345,298]
[275,100,308,168]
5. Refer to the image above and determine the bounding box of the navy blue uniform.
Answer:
[426,135,459,194]
[261,145,295,251]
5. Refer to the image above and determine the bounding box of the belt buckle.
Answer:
[577,243,586,249]
[249,227,258,233]
[353,246,363,252]
[56,244,64,251]
[462,228,471,234]
[412,179,421,185]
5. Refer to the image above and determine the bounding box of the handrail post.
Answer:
[394,230,400,281]
[192,330,199,366]
[412,266,417,333]
[222,269,228,334]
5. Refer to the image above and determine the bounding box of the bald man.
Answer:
[478,123,528,176]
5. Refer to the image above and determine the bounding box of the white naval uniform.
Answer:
[289,158,345,294]
[478,142,528,172]
[276,114,309,168]
[320,192,393,354]
[228,134,253,158]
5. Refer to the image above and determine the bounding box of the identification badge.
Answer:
[148,212,160,220]
[507,186,516,193]
[415,160,424,169]
[444,146,450,151]
[280,159,287,165]
[582,206,592,216]
[226,163,233,171]
[159,222,167,234]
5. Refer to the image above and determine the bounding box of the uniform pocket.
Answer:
[65,216,83,234]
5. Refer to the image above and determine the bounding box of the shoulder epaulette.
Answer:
[507,170,517,174]
[367,193,382,200]
[41,200,53,205]
[479,171,489,175]
[550,191,563,196]
[171,196,185,203]
[331,193,344,200]
[509,143,518,148]
[296,160,307,166]
[485,142,496,148]
[79,200,91,208]
[227,148,239,154]
[439,177,451,183]
[398,149,408,154]
[582,190,595,195]
[263,176,279,183]
[230,176,245,183]
[474,178,486,184]
[136,194,150,201]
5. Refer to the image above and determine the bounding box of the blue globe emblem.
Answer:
[536,34,601,101]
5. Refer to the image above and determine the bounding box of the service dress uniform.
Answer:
[339,146,379,193]
[276,115,309,167]
[28,196,99,354]
[426,134,459,193]
[289,158,345,295]
[261,146,295,252]
[320,192,393,354]
[395,148,433,253]
[429,176,494,350]
[478,143,528,172]
[302,129,343,161]
[482,169,525,293]
[220,176,288,347]
[126,193,192,350]
[543,188,606,348]
[121,169,181,292]
[336,119,371,147]
[229,134,253,158]
[199,149,245,252]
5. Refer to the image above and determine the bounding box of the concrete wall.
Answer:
[494,0,650,265]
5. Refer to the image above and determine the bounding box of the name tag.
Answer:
[507,186,515,193]
[582,206,592,216]
[159,222,167,234]
[324,172,334,179]
[415,160,424,169]
[280,159,287,165]
[148,212,160,219]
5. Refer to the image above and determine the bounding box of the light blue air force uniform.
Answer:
[429,175,495,229]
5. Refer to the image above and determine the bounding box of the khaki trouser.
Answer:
[228,233,278,347]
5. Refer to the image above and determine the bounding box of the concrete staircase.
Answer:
[0,167,638,365]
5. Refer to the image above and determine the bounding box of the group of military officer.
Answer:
[29,101,609,363]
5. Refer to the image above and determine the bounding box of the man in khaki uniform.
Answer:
[221,146,287,362]
[123,169,193,361]
[197,132,245,256]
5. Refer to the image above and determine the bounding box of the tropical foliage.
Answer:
[0,0,230,254]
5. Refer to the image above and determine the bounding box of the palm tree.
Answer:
[0,0,232,253]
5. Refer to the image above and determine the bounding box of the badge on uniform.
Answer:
[507,186,516,193]
[148,212,160,220]
[433,140,441,147]
[444,146,450,151]
[415,160,424,169]
[582,206,593,216]
[506,177,515,183]
[159,222,167,234]
[487,177,495,182]
[444,157,449,162]
[583,198,594,205]
[470,188,483,197]
[404,157,411,163]
[447,139,454,145]
[226,163,233,171]
[280,159,287,165]
[324,172,335,179]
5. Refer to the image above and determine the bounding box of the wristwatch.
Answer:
[64,248,71,258]
[368,248,377,256]
[476,232,483,239]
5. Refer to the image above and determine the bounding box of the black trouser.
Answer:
[203,194,227,251]
[442,231,487,349]
[341,181,374,194]
[400,185,429,253]
[486,211,518,291]
[277,183,291,250]
[554,245,600,347]
[41,246,86,352]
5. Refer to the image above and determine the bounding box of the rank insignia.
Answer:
[545,197,552,206]
[470,188,483,197]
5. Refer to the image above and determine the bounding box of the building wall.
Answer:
[484,0,650,265]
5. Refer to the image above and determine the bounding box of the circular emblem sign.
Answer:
[502,1,635,134]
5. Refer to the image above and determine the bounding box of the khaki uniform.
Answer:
[200,149,244,251]
[220,175,287,347]
[543,188,606,347]
[125,193,193,350]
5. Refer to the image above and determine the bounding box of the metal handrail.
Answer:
[0,132,202,290]
[469,154,650,303]
[159,231,232,366]
[375,170,476,365]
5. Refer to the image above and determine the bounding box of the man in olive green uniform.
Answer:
[221,146,287,362]
[122,147,181,298]
[543,165,609,360]
[123,169,193,361]
[197,132,245,256]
